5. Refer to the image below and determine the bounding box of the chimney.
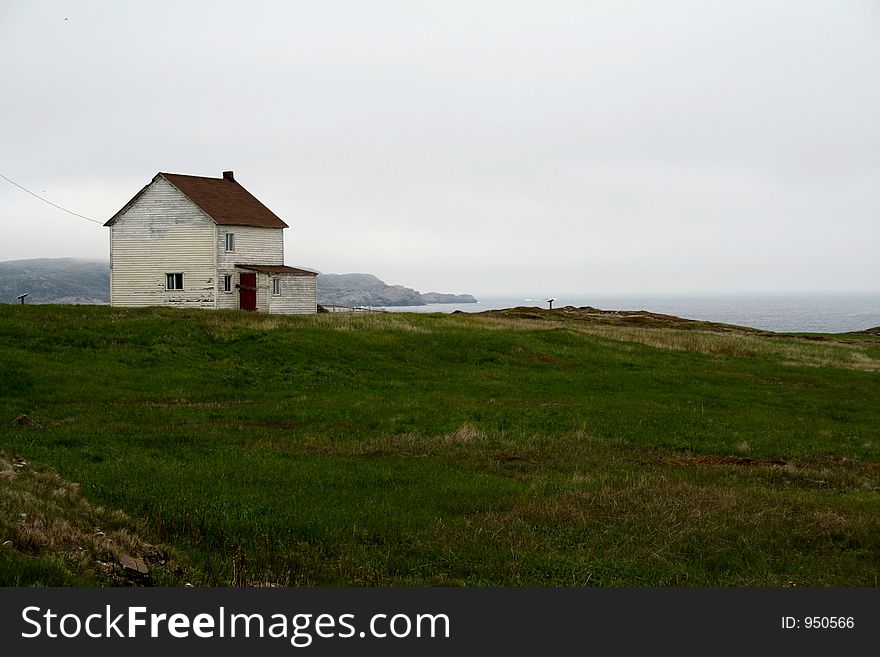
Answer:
[222,170,235,181]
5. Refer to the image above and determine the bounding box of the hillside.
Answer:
[0,258,109,304]
[0,305,878,586]
[316,272,476,306]
[316,272,423,306]
[0,258,476,307]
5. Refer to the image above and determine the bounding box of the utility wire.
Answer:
[0,172,103,225]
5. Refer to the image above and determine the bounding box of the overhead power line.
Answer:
[0,172,103,225]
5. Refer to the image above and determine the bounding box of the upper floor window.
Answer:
[225,233,235,252]
[271,278,281,296]
[166,273,184,290]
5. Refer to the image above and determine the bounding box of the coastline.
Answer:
[381,291,880,334]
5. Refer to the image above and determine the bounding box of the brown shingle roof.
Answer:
[236,264,318,275]
[105,171,288,228]
[161,172,288,229]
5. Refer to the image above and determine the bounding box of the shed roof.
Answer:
[236,264,318,276]
[105,171,288,229]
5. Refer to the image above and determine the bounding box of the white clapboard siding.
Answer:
[267,274,318,315]
[256,272,270,312]
[215,227,284,311]
[109,178,216,308]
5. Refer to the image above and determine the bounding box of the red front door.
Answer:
[239,273,257,311]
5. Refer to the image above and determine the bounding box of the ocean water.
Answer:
[381,292,880,334]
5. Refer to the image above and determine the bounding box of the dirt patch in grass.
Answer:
[665,455,789,467]
[658,453,879,494]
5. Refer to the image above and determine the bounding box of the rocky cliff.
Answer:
[317,273,476,307]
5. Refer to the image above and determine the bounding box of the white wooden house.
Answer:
[105,171,317,313]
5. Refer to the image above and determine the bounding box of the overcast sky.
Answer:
[1,1,878,295]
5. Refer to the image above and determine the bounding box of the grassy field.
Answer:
[1,304,878,586]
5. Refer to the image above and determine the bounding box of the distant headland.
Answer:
[317,273,477,307]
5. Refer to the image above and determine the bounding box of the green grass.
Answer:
[0,304,878,586]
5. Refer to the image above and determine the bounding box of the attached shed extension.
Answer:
[235,265,317,314]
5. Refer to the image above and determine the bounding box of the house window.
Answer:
[225,233,235,252]
[223,274,232,293]
[166,273,184,290]
[271,278,281,296]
